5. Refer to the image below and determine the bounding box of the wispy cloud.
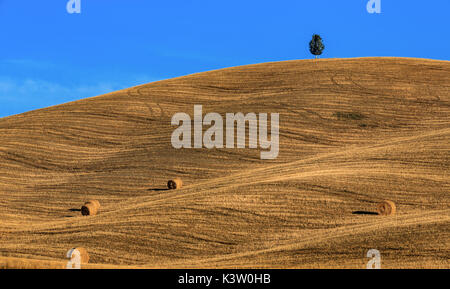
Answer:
[0,78,120,101]
[0,75,160,117]
[0,59,56,70]
[0,56,162,117]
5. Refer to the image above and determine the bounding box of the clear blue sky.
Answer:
[0,0,449,117]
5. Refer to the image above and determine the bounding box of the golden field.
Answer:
[0,57,448,269]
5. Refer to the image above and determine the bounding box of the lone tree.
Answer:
[309,34,325,59]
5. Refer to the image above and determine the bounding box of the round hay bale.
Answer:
[81,203,98,216]
[167,178,183,190]
[69,247,90,264]
[377,200,396,216]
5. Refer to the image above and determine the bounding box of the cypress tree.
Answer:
[309,34,325,59]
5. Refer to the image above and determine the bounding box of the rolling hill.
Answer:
[0,57,449,268]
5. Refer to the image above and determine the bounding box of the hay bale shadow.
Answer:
[68,208,81,212]
[352,211,379,215]
[148,188,170,192]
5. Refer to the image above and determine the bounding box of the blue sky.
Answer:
[0,0,449,117]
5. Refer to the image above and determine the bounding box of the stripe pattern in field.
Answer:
[0,58,449,268]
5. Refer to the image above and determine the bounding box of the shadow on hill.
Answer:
[352,211,379,215]
[148,188,170,192]
[68,208,81,212]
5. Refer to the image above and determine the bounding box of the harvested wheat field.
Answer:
[0,57,449,269]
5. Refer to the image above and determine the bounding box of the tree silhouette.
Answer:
[309,34,325,59]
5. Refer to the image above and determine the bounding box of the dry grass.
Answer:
[0,57,449,269]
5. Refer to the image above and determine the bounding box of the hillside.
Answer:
[0,57,449,268]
